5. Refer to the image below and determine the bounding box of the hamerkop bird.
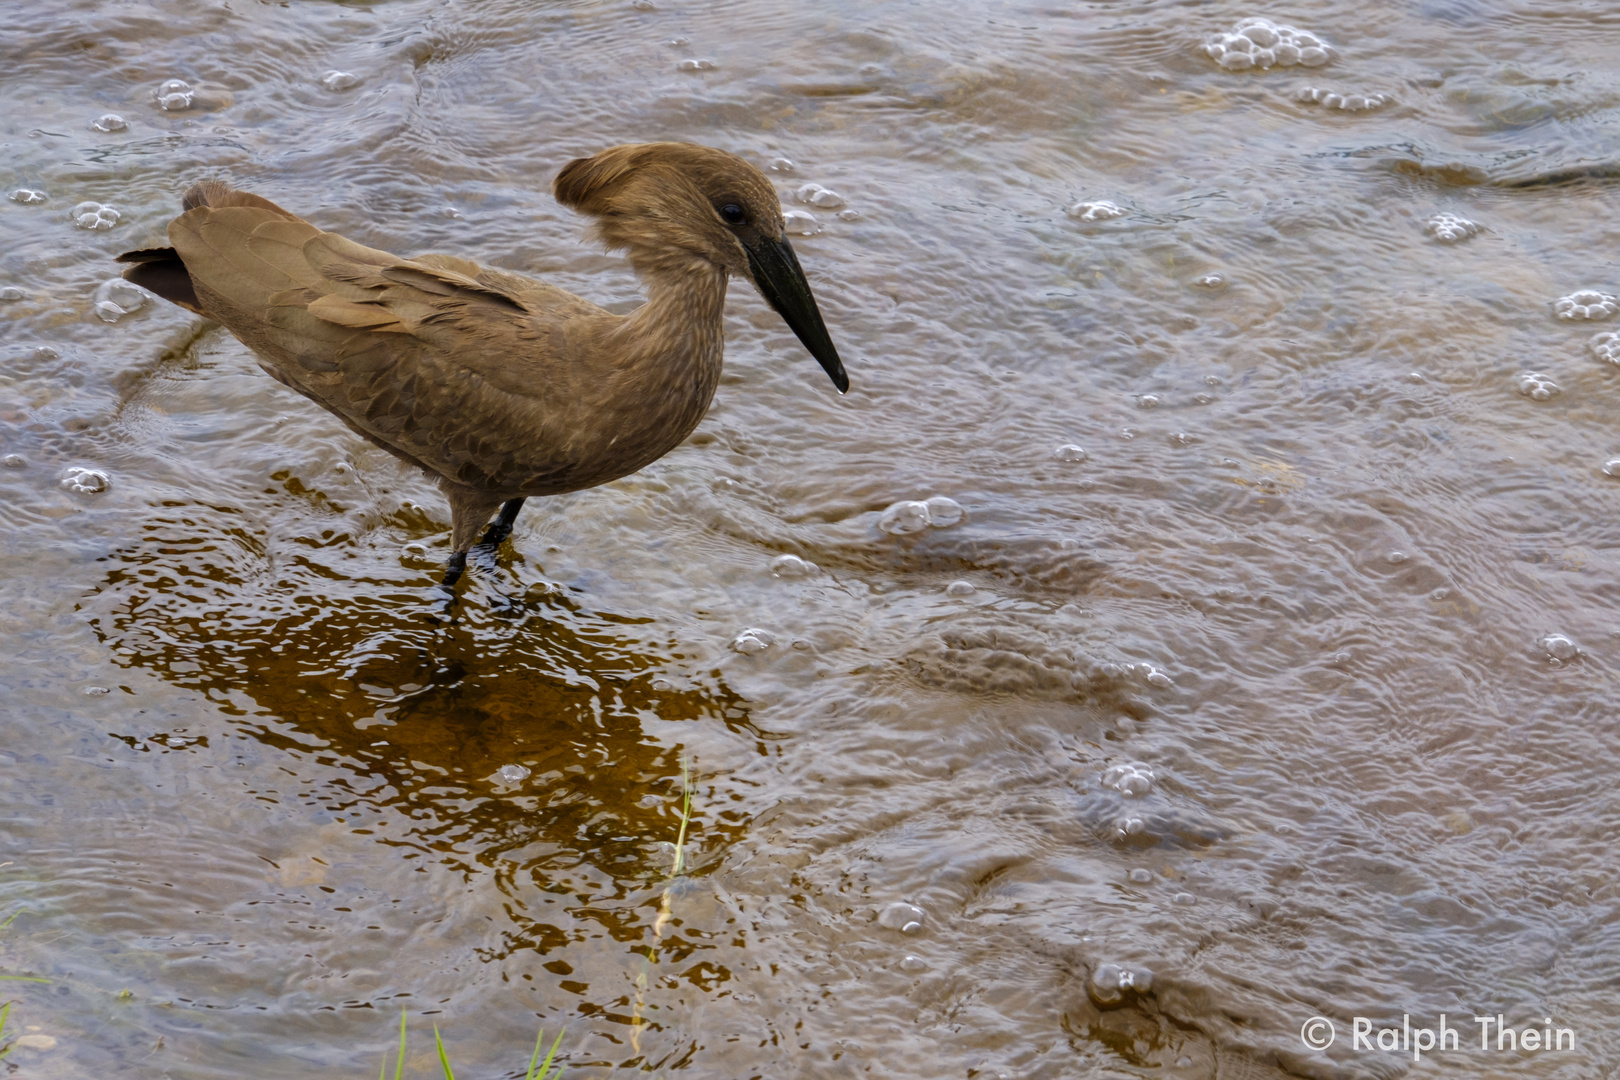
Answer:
[117,142,849,584]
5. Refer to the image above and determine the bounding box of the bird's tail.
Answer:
[115,246,201,314]
[115,181,295,315]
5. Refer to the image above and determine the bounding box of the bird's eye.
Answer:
[719,203,747,226]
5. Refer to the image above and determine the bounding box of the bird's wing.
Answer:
[168,197,615,491]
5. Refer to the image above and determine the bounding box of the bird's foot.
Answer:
[477,520,514,548]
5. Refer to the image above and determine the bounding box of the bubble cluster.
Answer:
[1116,815,1146,837]
[1204,18,1331,71]
[794,182,845,209]
[878,495,964,535]
[1555,290,1617,321]
[1425,213,1480,243]
[72,201,120,230]
[1540,633,1578,662]
[321,70,361,91]
[0,287,22,301]
[1136,394,1161,409]
[781,209,819,236]
[677,58,715,72]
[1516,372,1559,401]
[731,627,775,654]
[9,188,47,204]
[1090,962,1153,1005]
[90,113,127,132]
[1053,443,1087,462]
[1592,331,1620,365]
[93,278,146,323]
[1103,762,1155,797]
[1296,88,1388,111]
[61,466,110,494]
[497,764,531,784]
[769,553,818,578]
[156,78,194,110]
[878,901,925,933]
[1066,200,1125,222]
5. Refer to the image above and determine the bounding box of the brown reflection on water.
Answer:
[80,515,754,977]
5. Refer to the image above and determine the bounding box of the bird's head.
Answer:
[553,141,848,394]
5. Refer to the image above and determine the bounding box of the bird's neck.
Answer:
[616,255,729,404]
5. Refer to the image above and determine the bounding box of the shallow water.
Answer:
[3,1,1620,1076]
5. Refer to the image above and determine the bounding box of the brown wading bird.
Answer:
[117,142,848,585]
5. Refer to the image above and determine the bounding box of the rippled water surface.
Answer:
[4,1,1620,1077]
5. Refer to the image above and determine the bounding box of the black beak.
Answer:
[744,235,849,394]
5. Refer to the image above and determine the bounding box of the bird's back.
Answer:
[123,181,706,497]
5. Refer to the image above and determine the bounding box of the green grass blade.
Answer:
[539,1028,565,1079]
[525,1025,565,1079]
[0,1001,13,1060]
[395,1009,407,1080]
[0,976,48,983]
[432,1024,456,1080]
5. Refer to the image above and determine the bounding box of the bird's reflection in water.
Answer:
[82,516,755,953]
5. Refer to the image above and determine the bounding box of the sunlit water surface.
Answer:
[3,1,1620,1077]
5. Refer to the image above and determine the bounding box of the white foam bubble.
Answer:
[1194,273,1226,289]
[0,287,22,301]
[1205,18,1332,71]
[92,278,146,323]
[1516,372,1559,400]
[878,495,964,535]
[321,70,361,91]
[731,627,775,654]
[1103,762,1154,797]
[1592,331,1620,365]
[1173,892,1197,906]
[497,763,531,784]
[1066,200,1125,222]
[61,466,110,494]
[677,58,715,72]
[782,209,819,236]
[1540,633,1578,662]
[1603,458,1620,478]
[156,78,194,110]
[8,188,47,204]
[945,580,975,597]
[72,202,120,230]
[1136,394,1161,409]
[879,500,931,535]
[1425,212,1480,243]
[898,955,928,973]
[769,157,795,173]
[878,901,925,932]
[794,182,845,209]
[769,553,817,578]
[3,454,26,469]
[1555,290,1617,321]
[923,495,963,527]
[1128,868,1152,883]
[1297,87,1389,111]
[1054,443,1087,462]
[1090,962,1153,1005]
[90,113,127,132]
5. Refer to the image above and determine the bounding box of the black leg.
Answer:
[476,497,527,548]
[441,548,468,587]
